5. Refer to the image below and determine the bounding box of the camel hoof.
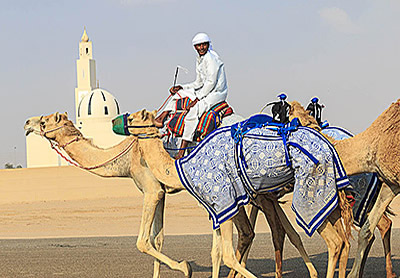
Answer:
[180,261,192,278]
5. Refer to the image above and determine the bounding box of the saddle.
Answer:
[167,98,233,142]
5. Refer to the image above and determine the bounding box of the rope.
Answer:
[49,138,136,170]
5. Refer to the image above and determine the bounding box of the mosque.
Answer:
[26,29,125,168]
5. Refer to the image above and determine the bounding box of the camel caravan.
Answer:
[23,33,400,278]
[24,98,400,278]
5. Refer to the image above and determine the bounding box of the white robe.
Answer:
[165,50,228,141]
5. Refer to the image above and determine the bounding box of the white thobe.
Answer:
[165,50,228,141]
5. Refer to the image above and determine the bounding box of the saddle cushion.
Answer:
[176,119,350,236]
[167,98,233,142]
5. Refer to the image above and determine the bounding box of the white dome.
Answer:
[78,88,120,119]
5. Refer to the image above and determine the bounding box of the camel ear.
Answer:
[64,112,68,117]
[140,109,148,121]
[55,112,61,123]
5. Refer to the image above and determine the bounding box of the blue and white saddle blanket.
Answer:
[176,115,350,236]
[322,126,381,227]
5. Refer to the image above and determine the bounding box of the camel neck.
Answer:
[334,131,377,176]
[138,138,185,192]
[60,136,136,177]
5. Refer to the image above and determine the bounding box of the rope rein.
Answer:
[49,138,135,170]
[40,123,135,171]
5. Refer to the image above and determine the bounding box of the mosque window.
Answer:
[88,92,94,115]
[86,48,89,54]
[104,106,108,115]
[101,91,106,101]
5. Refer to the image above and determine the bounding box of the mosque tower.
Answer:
[26,28,123,168]
[75,28,96,122]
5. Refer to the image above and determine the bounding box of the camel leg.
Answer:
[318,209,344,278]
[228,206,255,278]
[151,193,165,278]
[377,214,397,278]
[330,208,350,278]
[219,220,257,278]
[272,199,318,278]
[359,234,375,278]
[212,228,223,278]
[348,183,399,278]
[255,195,286,278]
[240,205,259,264]
[137,191,192,277]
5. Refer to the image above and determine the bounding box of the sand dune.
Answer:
[0,166,399,239]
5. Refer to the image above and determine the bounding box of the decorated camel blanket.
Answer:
[322,126,381,227]
[176,115,350,236]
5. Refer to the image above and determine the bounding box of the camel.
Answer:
[24,112,260,278]
[230,101,397,278]
[290,100,399,278]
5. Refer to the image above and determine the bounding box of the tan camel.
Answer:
[24,111,343,278]
[24,113,319,278]
[231,101,397,278]
[24,112,258,278]
[290,100,398,278]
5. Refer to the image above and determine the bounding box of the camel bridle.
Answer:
[37,116,136,170]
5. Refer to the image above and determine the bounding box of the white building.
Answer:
[26,29,125,168]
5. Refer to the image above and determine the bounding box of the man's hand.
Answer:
[186,98,199,111]
[169,85,183,95]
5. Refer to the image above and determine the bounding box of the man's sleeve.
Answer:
[182,66,203,91]
[196,56,220,100]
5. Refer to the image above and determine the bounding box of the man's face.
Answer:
[194,42,209,56]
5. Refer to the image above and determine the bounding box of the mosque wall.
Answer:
[26,134,68,168]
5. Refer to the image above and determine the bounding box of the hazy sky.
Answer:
[1,0,400,168]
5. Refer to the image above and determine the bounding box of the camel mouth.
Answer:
[24,126,39,136]
[25,128,34,136]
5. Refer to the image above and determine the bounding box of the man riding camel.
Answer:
[155,32,228,159]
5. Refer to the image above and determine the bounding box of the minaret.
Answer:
[75,28,96,123]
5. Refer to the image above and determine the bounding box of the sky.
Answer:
[1,0,400,168]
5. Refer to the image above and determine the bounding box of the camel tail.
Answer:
[338,190,355,240]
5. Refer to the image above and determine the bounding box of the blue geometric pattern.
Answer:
[176,120,350,236]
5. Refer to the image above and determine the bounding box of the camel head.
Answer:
[24,112,81,141]
[127,109,161,137]
[289,101,321,131]
[24,116,42,136]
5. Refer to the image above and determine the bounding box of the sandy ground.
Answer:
[1,165,400,239]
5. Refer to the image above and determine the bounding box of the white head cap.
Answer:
[192,33,211,46]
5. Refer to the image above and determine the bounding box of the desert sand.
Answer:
[1,166,400,239]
